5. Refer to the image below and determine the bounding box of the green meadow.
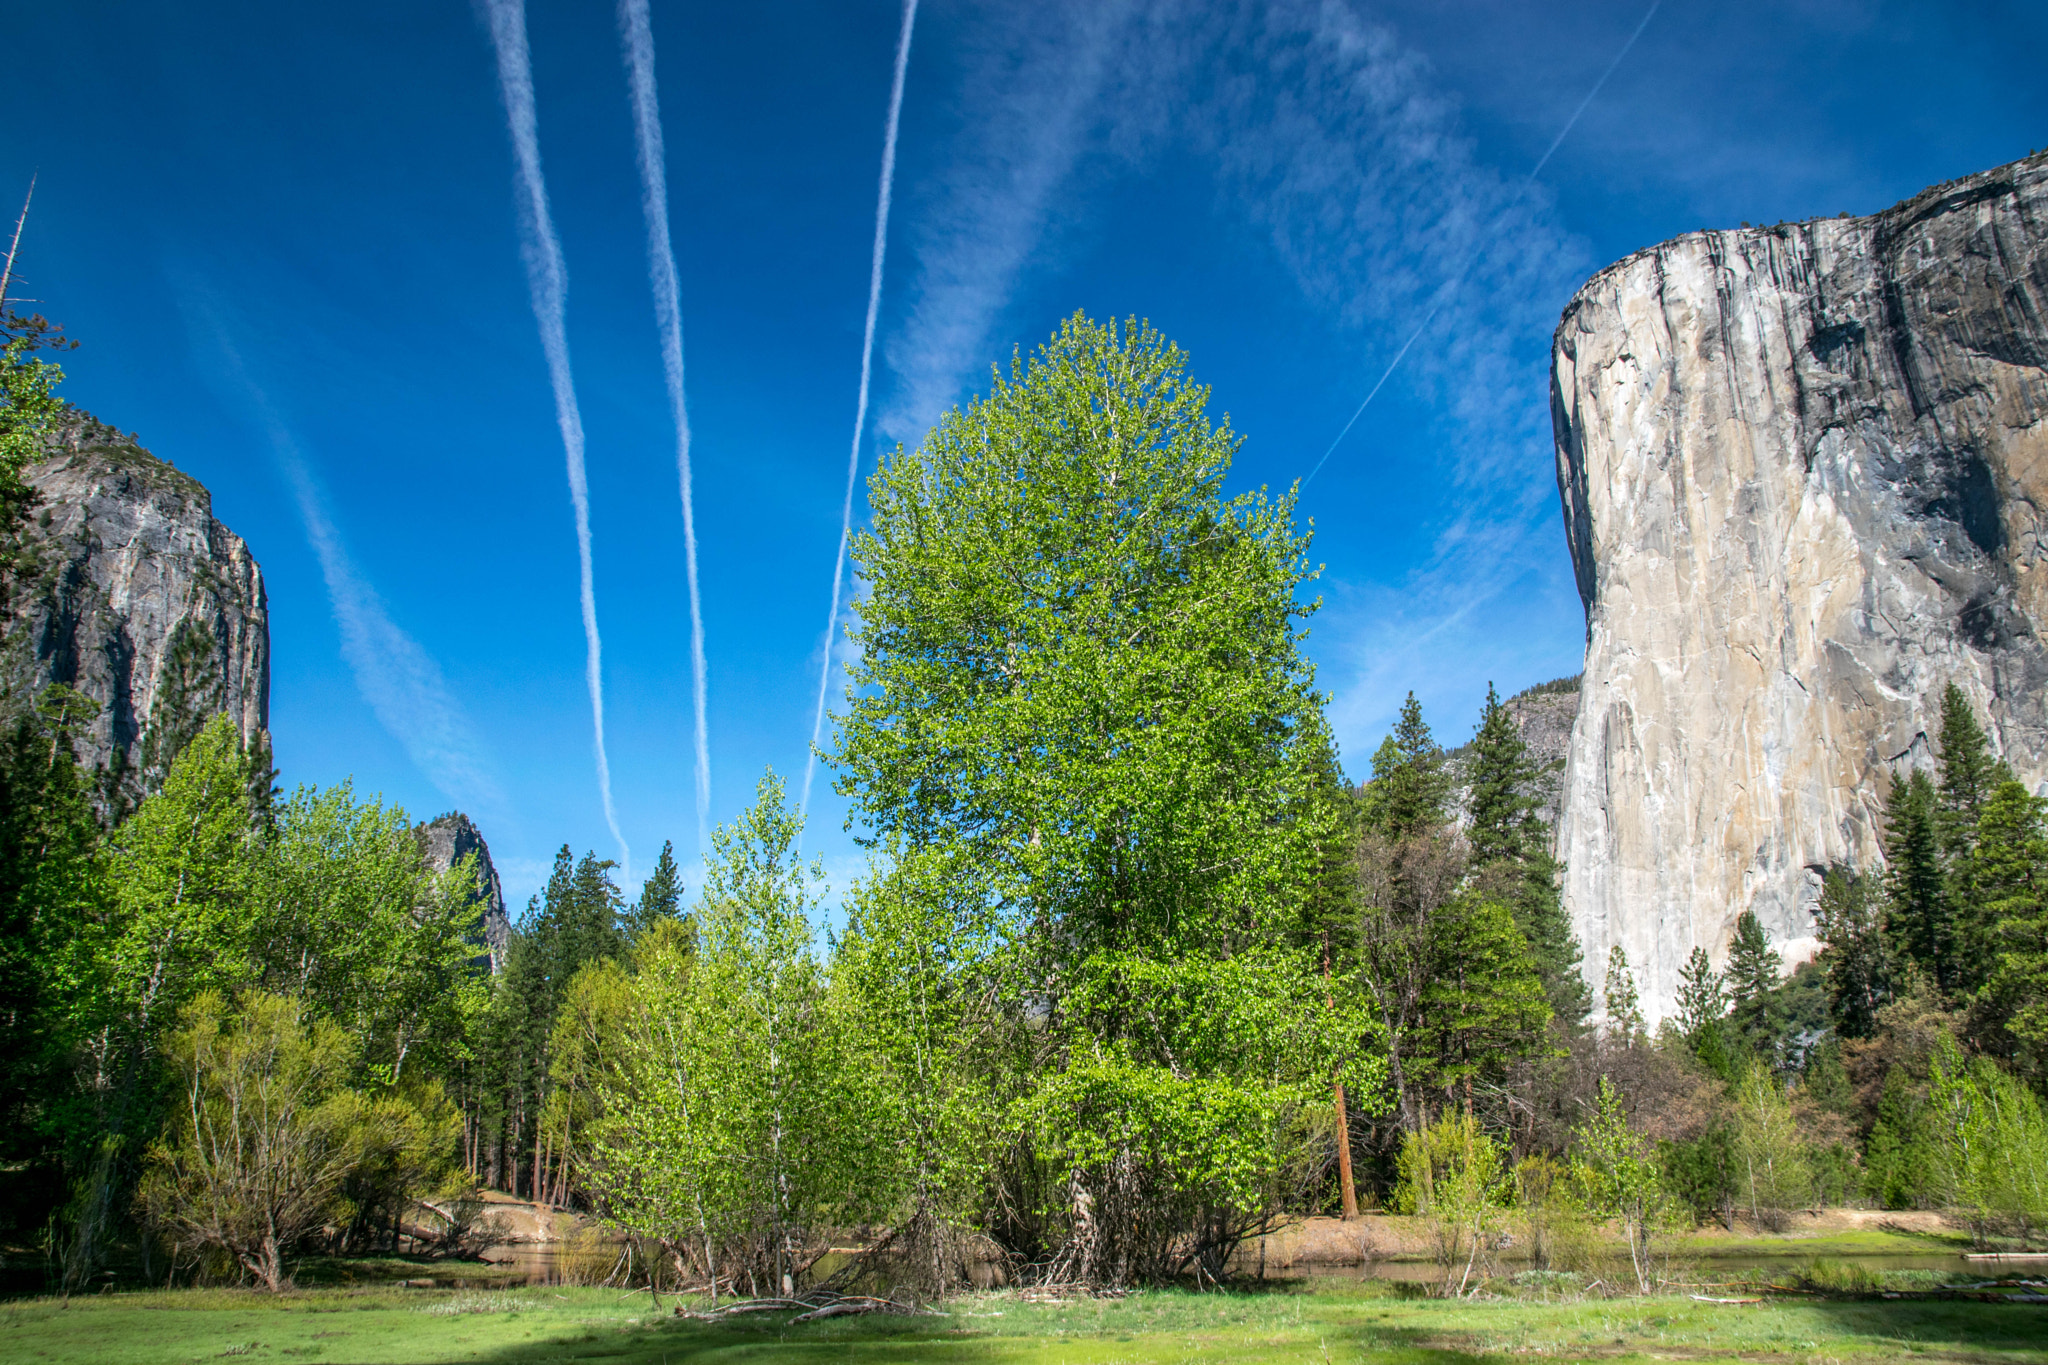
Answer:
[7,1278,2047,1365]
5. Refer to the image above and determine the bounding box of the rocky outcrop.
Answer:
[1551,152,2048,1024]
[417,812,511,973]
[2,411,268,809]
[1445,678,1579,833]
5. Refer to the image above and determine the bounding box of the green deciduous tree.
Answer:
[1729,1060,1812,1229]
[247,782,485,1086]
[837,840,1007,1292]
[1571,1076,1666,1292]
[0,308,73,539]
[1393,1109,1509,1297]
[588,773,865,1297]
[95,714,259,1058]
[1924,1038,2048,1246]
[832,313,1368,1285]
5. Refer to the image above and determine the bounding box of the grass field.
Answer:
[6,1276,2046,1365]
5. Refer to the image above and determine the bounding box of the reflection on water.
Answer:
[466,1246,1977,1291]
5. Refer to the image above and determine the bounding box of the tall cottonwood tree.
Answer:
[834,314,1373,1284]
[588,773,869,1296]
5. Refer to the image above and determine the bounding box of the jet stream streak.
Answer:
[800,0,920,823]
[1301,0,1663,489]
[482,0,630,875]
[620,0,711,858]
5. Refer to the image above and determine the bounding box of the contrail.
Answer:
[619,0,710,858]
[481,0,630,875]
[1300,0,1662,489]
[800,0,919,822]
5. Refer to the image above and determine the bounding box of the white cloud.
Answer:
[180,294,510,823]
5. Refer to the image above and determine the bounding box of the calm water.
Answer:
[467,1245,1991,1290]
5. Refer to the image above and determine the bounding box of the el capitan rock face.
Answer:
[1551,153,2048,1024]
[2,411,269,809]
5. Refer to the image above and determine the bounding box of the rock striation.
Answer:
[2,411,268,809]
[417,812,512,973]
[1551,152,2048,1025]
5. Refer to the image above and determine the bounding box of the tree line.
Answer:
[4,309,2047,1296]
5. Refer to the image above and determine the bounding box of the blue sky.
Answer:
[5,0,2043,912]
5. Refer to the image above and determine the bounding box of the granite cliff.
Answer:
[2,410,269,808]
[417,812,512,973]
[1550,152,2048,1024]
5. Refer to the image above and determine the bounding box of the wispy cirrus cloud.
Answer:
[182,295,507,820]
[1113,0,1642,748]
[618,0,711,858]
[874,0,1137,451]
[847,0,1645,758]
[802,0,919,826]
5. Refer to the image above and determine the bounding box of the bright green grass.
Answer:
[5,1280,2046,1365]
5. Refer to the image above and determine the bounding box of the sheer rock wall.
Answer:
[1550,153,2048,1023]
[3,412,269,810]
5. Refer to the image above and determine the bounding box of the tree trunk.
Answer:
[1333,1081,1359,1219]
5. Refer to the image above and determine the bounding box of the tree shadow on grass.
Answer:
[1795,1297,2048,1361]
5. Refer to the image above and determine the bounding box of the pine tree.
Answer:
[1463,685,1590,1029]
[1601,945,1645,1043]
[1884,770,1951,990]
[1361,694,1449,839]
[1467,684,1534,865]
[1936,684,2009,864]
[1675,947,1726,1039]
[1725,911,1783,1059]
[1813,868,1895,1038]
[1415,896,1552,1104]
[627,840,685,942]
[1969,780,2048,1067]
[481,848,623,1197]
[1725,911,1779,1006]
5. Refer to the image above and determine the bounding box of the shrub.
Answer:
[138,992,367,1290]
[1926,1039,2048,1246]
[1394,1110,1509,1297]
[1570,1077,1668,1293]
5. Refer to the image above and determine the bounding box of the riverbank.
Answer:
[5,1277,2044,1364]
[1249,1207,1968,1272]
